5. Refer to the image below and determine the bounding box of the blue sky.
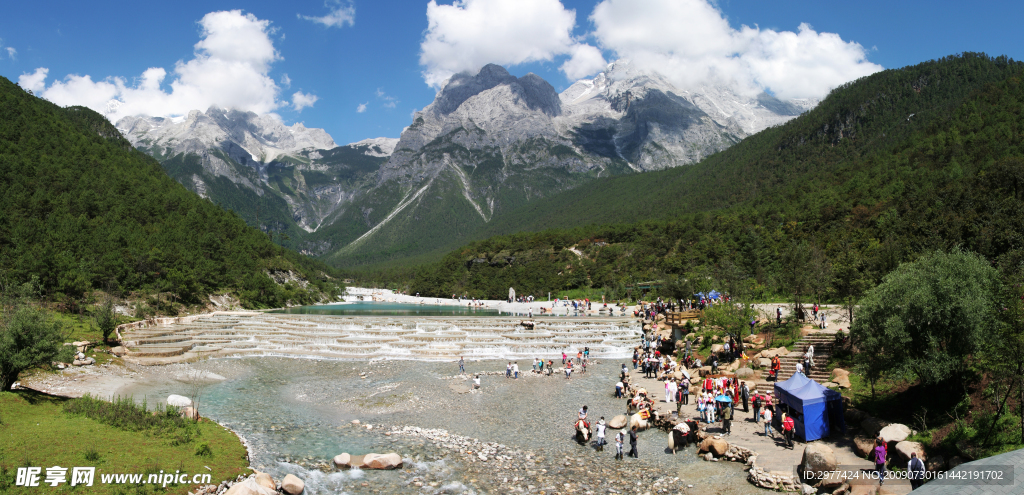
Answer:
[1,0,1022,145]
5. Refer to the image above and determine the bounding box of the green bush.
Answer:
[194,443,213,458]
[0,303,68,390]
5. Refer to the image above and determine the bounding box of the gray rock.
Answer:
[801,443,838,481]
[281,474,304,495]
[608,415,628,429]
[878,423,911,444]
[894,441,926,462]
[861,417,888,438]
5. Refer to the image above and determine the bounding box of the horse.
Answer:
[574,420,591,444]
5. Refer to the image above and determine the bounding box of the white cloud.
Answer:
[560,43,606,80]
[300,0,355,28]
[291,91,318,111]
[280,73,292,88]
[587,0,882,99]
[375,87,397,108]
[420,0,581,88]
[19,68,49,93]
[27,10,303,120]
[5,47,15,60]
[356,102,368,113]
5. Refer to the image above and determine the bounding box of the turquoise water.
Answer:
[122,358,757,494]
[270,302,501,317]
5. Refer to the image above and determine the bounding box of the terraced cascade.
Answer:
[121,313,643,363]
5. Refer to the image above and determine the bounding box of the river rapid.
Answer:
[123,356,763,495]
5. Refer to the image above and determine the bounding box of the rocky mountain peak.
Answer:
[431,64,561,117]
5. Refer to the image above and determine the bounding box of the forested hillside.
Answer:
[0,77,342,309]
[406,53,1024,300]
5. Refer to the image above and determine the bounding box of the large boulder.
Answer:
[167,394,192,407]
[608,415,628,429]
[110,346,127,357]
[225,478,276,495]
[736,367,754,379]
[281,474,304,495]
[254,473,276,491]
[760,347,789,359]
[363,453,403,470]
[758,358,771,368]
[861,417,888,438]
[844,407,867,424]
[853,436,876,458]
[333,453,352,469]
[711,344,724,354]
[831,369,852,389]
[801,443,838,484]
[878,424,912,445]
[699,438,729,456]
[894,441,926,463]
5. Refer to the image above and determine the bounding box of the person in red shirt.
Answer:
[782,412,795,449]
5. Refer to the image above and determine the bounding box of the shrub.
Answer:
[194,443,213,458]
[0,304,68,390]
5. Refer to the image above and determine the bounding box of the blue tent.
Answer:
[774,373,846,441]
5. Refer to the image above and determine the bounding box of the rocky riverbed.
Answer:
[117,357,764,494]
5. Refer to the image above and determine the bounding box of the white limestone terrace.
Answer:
[121,313,642,364]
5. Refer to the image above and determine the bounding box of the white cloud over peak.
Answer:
[418,0,880,100]
[420,0,588,88]
[587,0,881,99]
[18,68,48,93]
[291,91,318,111]
[560,43,607,81]
[300,0,355,28]
[24,10,312,121]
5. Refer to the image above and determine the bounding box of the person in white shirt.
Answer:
[473,375,481,389]
[512,362,520,379]
[595,417,607,451]
[665,379,678,403]
[796,361,804,374]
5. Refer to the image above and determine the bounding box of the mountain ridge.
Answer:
[118,61,817,268]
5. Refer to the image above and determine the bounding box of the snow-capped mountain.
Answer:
[323,62,815,265]
[119,63,817,266]
[118,106,336,164]
[116,109,388,238]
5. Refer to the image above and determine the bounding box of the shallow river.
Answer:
[124,356,763,494]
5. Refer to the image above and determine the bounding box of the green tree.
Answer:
[0,302,68,390]
[95,294,117,344]
[852,249,1000,387]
